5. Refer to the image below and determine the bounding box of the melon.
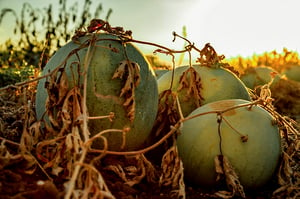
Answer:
[157,65,251,117]
[177,99,281,189]
[240,66,280,89]
[154,69,169,79]
[282,65,300,82]
[35,33,158,151]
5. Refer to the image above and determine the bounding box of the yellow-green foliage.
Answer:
[227,48,300,74]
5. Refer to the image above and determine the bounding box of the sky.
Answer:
[0,0,300,60]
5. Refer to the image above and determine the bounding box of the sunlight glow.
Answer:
[0,0,299,59]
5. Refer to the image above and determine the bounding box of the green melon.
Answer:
[240,66,280,89]
[157,65,251,117]
[177,99,281,189]
[282,65,300,82]
[154,69,169,79]
[36,33,158,151]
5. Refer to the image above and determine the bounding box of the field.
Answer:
[0,2,299,199]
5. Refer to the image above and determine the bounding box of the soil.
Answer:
[0,78,299,199]
[0,152,280,199]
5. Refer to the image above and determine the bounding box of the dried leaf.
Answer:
[140,154,158,183]
[52,166,64,176]
[170,159,186,199]
[66,163,115,199]
[20,154,37,175]
[58,87,82,135]
[259,84,274,104]
[152,90,180,137]
[159,145,185,198]
[36,136,67,176]
[196,43,225,67]
[57,70,69,105]
[28,121,42,145]
[112,60,126,79]
[0,141,22,169]
[65,130,81,154]
[272,184,290,196]
[44,69,72,129]
[105,164,128,182]
[214,155,224,182]
[112,60,141,122]
[0,140,37,175]
[223,156,245,198]
[214,155,245,198]
[46,97,60,128]
[178,67,204,107]
[19,127,34,153]
[125,154,157,186]
[45,70,59,105]
[277,151,293,186]
[124,164,145,187]
[105,154,157,187]
[214,190,236,199]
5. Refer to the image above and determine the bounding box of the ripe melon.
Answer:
[35,33,158,151]
[157,65,251,117]
[154,69,169,79]
[240,66,280,89]
[177,99,281,189]
[282,65,300,82]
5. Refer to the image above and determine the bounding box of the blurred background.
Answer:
[0,0,300,85]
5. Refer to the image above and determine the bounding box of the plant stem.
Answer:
[64,34,96,199]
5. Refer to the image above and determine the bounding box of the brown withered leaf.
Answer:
[46,98,61,128]
[59,87,82,135]
[277,151,293,186]
[57,70,69,105]
[152,90,180,137]
[44,68,70,129]
[214,155,224,182]
[196,43,225,67]
[0,141,22,169]
[214,155,245,198]
[36,136,67,176]
[45,69,59,105]
[178,67,204,107]
[19,127,35,153]
[0,140,37,175]
[69,163,115,199]
[214,190,237,199]
[159,145,185,198]
[112,60,141,122]
[28,121,42,145]
[140,154,158,184]
[259,84,273,104]
[124,154,158,186]
[19,154,37,175]
[18,121,42,155]
[105,154,157,187]
[39,126,83,177]
[105,164,128,182]
[65,128,82,155]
